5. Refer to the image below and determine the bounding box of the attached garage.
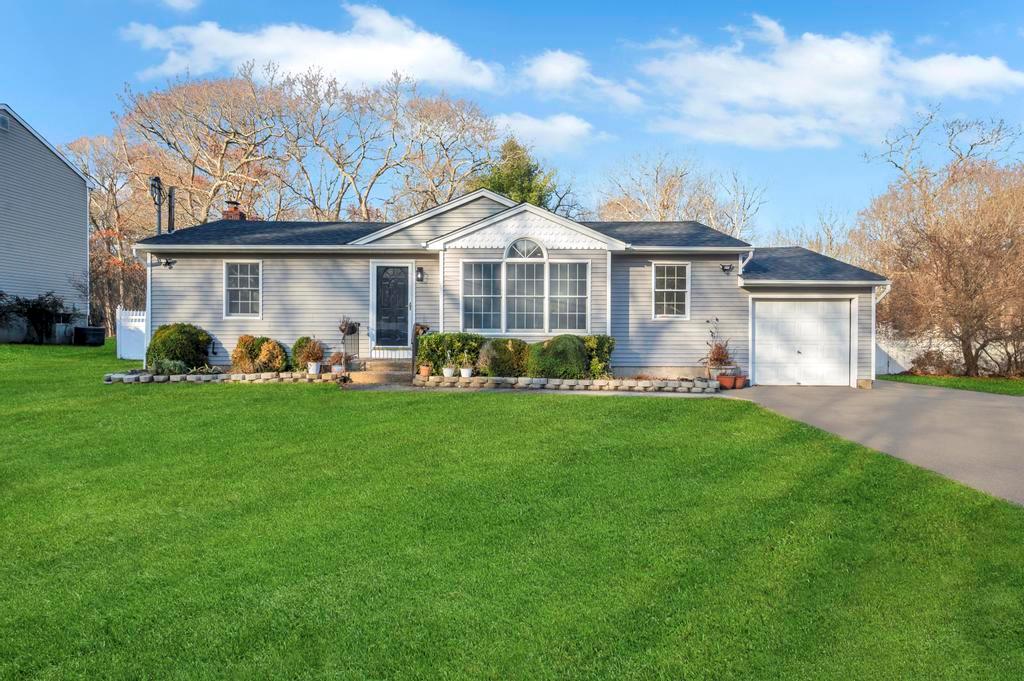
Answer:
[751,298,856,386]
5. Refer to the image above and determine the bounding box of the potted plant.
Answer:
[716,365,738,390]
[701,317,735,385]
[442,351,456,378]
[459,351,474,378]
[418,363,432,378]
[328,351,346,374]
[296,337,324,374]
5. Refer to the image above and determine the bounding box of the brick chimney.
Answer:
[222,200,246,221]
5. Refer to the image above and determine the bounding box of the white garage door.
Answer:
[753,300,851,386]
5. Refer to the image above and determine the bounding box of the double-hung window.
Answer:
[549,262,588,330]
[652,263,689,319]
[225,261,262,318]
[462,262,502,331]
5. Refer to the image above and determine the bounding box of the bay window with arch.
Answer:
[460,238,590,333]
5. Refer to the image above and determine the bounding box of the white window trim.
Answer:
[223,260,263,320]
[548,259,591,333]
[651,261,691,321]
[457,240,591,334]
[459,259,503,334]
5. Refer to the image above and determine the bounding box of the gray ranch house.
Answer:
[135,189,889,387]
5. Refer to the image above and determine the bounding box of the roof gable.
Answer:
[350,189,516,245]
[429,203,627,251]
[1,103,88,185]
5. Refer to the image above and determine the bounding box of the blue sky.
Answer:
[7,1,1024,237]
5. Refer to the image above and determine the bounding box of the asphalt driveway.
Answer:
[737,381,1024,504]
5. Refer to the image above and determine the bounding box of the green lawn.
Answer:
[2,343,1024,679]
[879,373,1024,396]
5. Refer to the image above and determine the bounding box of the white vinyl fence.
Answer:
[116,307,147,360]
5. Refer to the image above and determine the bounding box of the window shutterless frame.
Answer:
[651,261,691,320]
[459,260,503,333]
[548,260,590,333]
[223,260,262,319]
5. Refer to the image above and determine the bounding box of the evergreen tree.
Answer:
[471,137,556,208]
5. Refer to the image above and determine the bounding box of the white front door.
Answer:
[753,299,852,386]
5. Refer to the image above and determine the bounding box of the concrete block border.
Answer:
[411,375,720,393]
[104,371,343,385]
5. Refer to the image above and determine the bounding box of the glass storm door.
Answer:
[375,265,410,346]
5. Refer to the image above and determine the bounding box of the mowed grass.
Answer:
[2,343,1024,679]
[879,373,1024,396]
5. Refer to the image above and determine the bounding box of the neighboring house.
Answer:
[0,103,89,341]
[135,189,890,387]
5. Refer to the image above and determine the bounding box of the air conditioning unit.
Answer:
[0,114,9,132]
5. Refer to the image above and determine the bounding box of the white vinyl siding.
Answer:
[373,197,509,246]
[224,261,261,318]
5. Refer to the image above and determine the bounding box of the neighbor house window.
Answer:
[459,239,592,333]
[225,261,261,318]
[462,262,501,330]
[652,263,689,319]
[549,262,588,330]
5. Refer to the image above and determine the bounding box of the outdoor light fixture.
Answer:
[720,263,735,273]
[416,266,425,283]
[160,258,177,269]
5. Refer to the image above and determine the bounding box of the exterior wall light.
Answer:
[720,263,735,273]
[416,266,425,283]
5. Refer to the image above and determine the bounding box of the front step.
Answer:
[348,370,412,386]
[363,359,412,373]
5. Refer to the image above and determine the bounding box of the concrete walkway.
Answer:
[736,381,1024,505]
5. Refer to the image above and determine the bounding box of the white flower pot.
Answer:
[307,361,321,374]
[460,367,473,378]
[331,364,344,374]
[442,367,455,378]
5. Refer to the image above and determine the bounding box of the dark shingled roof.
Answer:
[136,220,391,247]
[581,221,750,248]
[743,247,887,282]
[137,217,752,249]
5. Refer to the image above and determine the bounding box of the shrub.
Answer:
[477,338,529,377]
[416,332,486,375]
[294,337,324,366]
[526,334,588,379]
[231,335,258,372]
[255,339,288,372]
[911,349,956,376]
[6,291,74,343]
[582,335,616,379]
[152,358,189,376]
[146,323,211,369]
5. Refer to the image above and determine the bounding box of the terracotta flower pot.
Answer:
[418,364,431,378]
[734,375,748,389]
[717,373,737,389]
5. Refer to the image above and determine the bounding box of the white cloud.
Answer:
[639,16,1024,148]
[161,0,200,10]
[492,112,596,154]
[123,4,499,89]
[522,49,642,109]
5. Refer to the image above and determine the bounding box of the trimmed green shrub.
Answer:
[526,334,588,379]
[583,334,616,379]
[256,339,288,372]
[416,332,486,375]
[146,323,211,369]
[477,338,530,377]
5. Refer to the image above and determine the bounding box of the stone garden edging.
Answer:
[412,375,721,393]
[104,371,343,385]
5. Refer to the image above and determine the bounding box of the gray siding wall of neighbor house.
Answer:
[0,113,88,314]
[743,286,875,381]
[373,197,509,247]
[611,254,748,376]
[150,253,438,365]
[441,248,609,337]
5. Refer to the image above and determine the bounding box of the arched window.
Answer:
[460,237,589,333]
[505,238,544,259]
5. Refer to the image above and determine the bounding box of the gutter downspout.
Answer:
[739,248,754,273]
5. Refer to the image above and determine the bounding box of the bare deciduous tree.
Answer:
[767,207,860,263]
[597,154,764,239]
